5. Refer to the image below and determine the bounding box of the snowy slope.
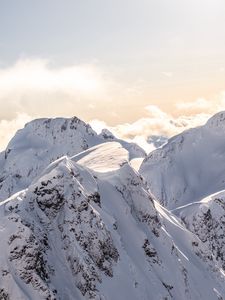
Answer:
[0,117,145,201]
[2,112,225,299]
[0,143,225,299]
[140,111,225,209]
[174,189,225,271]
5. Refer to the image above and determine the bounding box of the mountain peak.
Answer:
[99,128,115,140]
[0,116,145,201]
[23,116,95,137]
[206,111,225,129]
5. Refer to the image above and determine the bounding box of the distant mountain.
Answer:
[147,135,168,148]
[140,111,225,209]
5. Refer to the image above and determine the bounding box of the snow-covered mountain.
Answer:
[1,113,225,299]
[0,117,145,201]
[1,141,225,300]
[140,111,225,209]
[147,135,168,148]
[174,189,225,271]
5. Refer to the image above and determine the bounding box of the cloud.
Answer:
[0,102,224,154]
[175,94,225,115]
[0,58,103,95]
[0,58,150,125]
[90,103,220,153]
[175,98,210,111]
[0,58,225,153]
[0,113,32,151]
[0,58,108,120]
[113,105,210,139]
[92,92,225,152]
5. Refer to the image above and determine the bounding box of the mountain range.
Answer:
[1,112,225,299]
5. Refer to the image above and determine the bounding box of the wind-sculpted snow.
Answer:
[140,111,225,209]
[0,143,225,299]
[0,117,145,201]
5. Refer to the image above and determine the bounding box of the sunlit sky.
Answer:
[0,0,225,150]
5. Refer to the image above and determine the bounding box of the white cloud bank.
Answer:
[0,58,108,121]
[0,97,224,153]
[0,58,103,95]
[0,58,224,153]
[90,97,225,153]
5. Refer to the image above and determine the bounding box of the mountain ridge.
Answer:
[0,116,145,201]
[140,111,225,209]
[1,112,225,299]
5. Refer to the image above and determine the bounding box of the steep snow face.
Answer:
[0,159,119,300]
[0,144,225,300]
[0,117,145,201]
[174,190,225,271]
[140,111,225,209]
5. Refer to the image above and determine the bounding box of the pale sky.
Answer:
[0,0,225,150]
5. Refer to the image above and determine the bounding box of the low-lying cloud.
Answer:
[0,100,224,153]
[0,58,224,153]
[175,95,225,115]
[0,113,32,151]
[0,59,102,94]
[0,58,108,120]
[90,100,225,152]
